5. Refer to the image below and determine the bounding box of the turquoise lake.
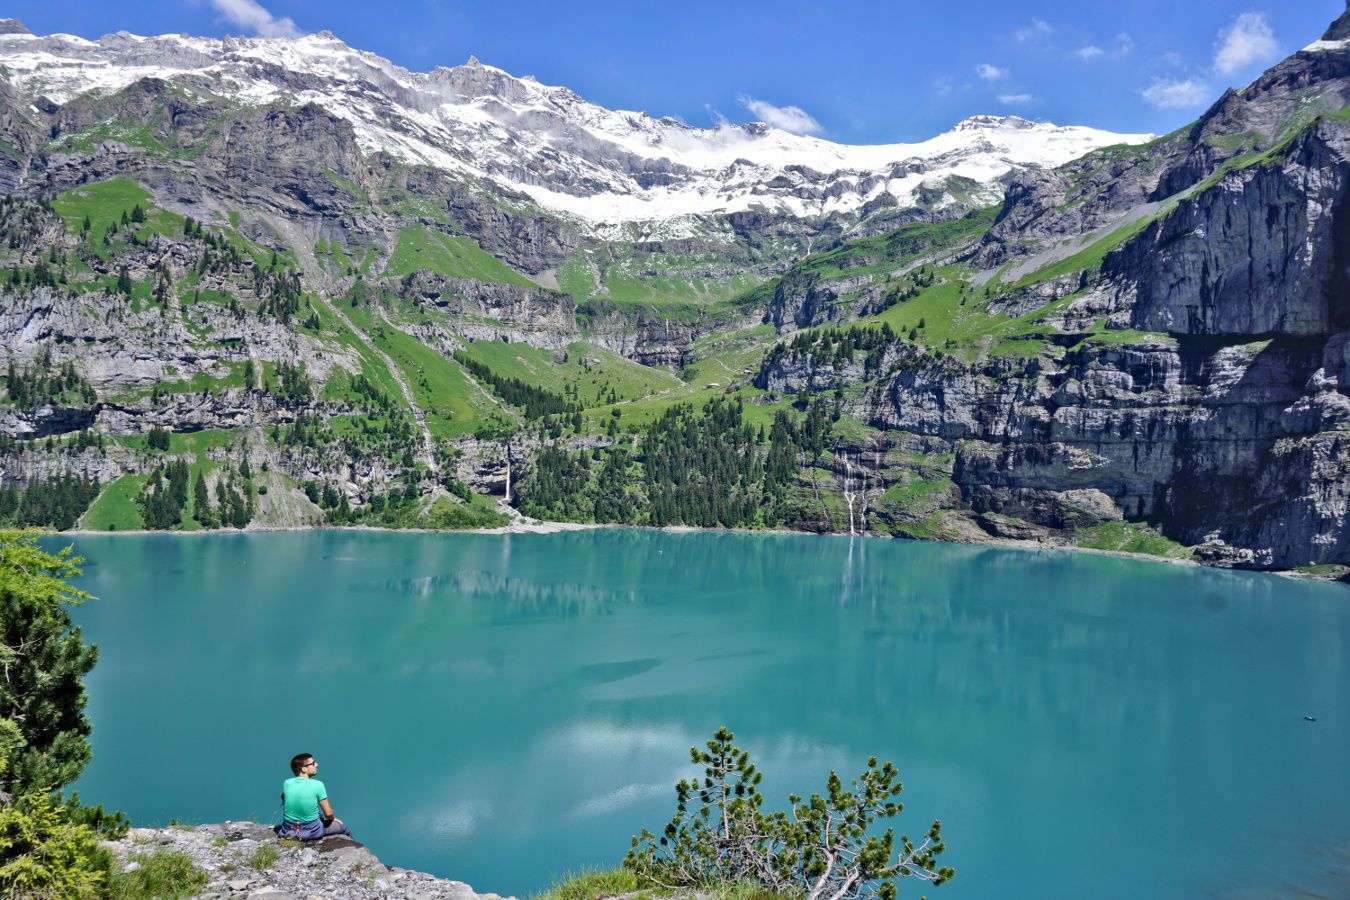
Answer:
[62,529,1350,899]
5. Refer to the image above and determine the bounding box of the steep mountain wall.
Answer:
[760,117,1350,569]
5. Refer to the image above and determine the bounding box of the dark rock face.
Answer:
[1109,122,1350,336]
[0,78,40,194]
[1325,4,1350,42]
[0,405,96,439]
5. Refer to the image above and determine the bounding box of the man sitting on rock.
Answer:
[274,752,352,841]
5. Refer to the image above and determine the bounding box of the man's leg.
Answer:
[322,818,351,838]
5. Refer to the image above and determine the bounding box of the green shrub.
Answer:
[0,792,110,900]
[106,849,207,900]
[64,793,131,838]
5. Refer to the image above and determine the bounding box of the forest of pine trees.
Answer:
[517,396,839,528]
[0,475,101,531]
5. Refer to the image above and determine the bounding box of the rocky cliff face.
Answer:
[976,24,1350,270]
[762,329,1350,568]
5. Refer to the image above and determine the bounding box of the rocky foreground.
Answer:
[105,822,514,900]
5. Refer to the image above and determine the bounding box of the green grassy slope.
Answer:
[386,226,535,286]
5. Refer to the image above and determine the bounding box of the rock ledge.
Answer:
[104,822,512,900]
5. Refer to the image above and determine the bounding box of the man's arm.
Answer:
[319,797,341,824]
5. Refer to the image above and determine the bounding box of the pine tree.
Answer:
[194,471,213,527]
[0,532,97,796]
[626,727,953,898]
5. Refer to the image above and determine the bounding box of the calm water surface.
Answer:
[63,530,1350,899]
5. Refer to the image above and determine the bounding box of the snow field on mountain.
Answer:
[0,27,1151,229]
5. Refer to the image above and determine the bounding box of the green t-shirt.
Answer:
[282,776,327,823]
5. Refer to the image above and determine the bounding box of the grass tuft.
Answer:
[533,867,640,900]
[106,850,207,900]
[247,842,281,871]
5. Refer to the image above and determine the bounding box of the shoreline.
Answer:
[56,518,1350,583]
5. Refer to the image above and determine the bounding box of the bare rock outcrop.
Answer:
[103,822,512,900]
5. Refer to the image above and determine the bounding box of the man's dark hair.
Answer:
[290,753,313,776]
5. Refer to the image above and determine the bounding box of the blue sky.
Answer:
[6,1,1345,143]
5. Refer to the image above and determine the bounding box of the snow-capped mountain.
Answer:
[0,21,1151,231]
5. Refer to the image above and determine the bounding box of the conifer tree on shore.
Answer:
[0,532,97,795]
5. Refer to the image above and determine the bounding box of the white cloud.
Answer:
[1214,12,1277,75]
[1075,32,1133,60]
[738,95,823,136]
[208,0,302,38]
[1015,19,1052,44]
[998,93,1034,105]
[975,63,1008,81]
[1142,77,1211,109]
